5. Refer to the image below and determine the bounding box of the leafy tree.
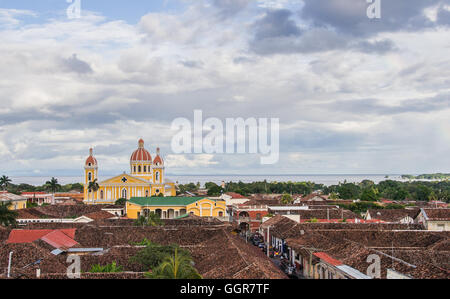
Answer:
[115,198,126,206]
[0,202,18,227]
[359,180,374,188]
[26,202,38,209]
[145,248,202,279]
[415,185,432,201]
[280,193,293,204]
[329,192,339,200]
[178,183,198,194]
[337,183,361,199]
[393,188,409,201]
[131,238,153,246]
[206,183,223,196]
[337,202,383,214]
[428,191,438,202]
[130,243,191,271]
[89,261,123,273]
[360,187,379,202]
[384,203,405,209]
[0,175,12,191]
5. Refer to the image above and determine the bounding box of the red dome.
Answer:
[131,139,152,162]
[85,148,97,166]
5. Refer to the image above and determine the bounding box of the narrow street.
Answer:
[239,231,303,279]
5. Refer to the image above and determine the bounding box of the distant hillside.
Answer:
[401,173,450,180]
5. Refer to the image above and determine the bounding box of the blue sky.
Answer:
[0,0,181,24]
[0,0,449,177]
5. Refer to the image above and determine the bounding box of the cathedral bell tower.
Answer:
[84,148,98,202]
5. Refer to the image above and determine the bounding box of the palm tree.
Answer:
[134,212,162,227]
[87,179,99,202]
[0,175,12,191]
[45,177,61,194]
[146,248,202,279]
[0,202,18,227]
[147,212,162,226]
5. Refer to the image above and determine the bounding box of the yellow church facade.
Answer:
[126,197,227,220]
[83,139,176,204]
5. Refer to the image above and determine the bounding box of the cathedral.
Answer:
[83,139,176,204]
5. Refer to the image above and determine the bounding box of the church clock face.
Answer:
[121,177,128,183]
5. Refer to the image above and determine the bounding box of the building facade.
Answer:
[84,139,176,204]
[126,196,227,219]
[21,192,54,206]
[415,208,450,231]
[232,203,269,232]
[0,191,27,210]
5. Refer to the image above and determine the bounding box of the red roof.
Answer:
[226,192,246,199]
[85,155,98,166]
[299,219,384,223]
[153,155,163,165]
[7,228,76,244]
[313,252,343,266]
[40,230,78,249]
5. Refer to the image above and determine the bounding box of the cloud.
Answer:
[249,8,400,55]
[0,8,36,27]
[300,0,446,37]
[60,54,93,74]
[211,0,252,18]
[0,3,449,176]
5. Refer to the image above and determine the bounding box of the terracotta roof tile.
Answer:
[313,252,343,266]
[40,230,79,249]
[7,228,76,244]
[83,210,116,220]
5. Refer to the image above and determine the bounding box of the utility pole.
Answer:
[267,226,270,258]
[7,251,13,278]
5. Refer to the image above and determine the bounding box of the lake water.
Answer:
[10,174,414,187]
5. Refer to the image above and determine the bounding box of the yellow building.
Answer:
[126,196,227,219]
[0,191,27,210]
[84,139,176,204]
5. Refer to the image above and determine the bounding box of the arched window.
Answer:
[100,190,104,200]
[156,172,160,182]
[145,190,149,197]
[122,188,127,199]
[144,166,147,172]
[88,172,92,181]
[138,165,141,173]
[134,166,136,173]
[219,211,223,217]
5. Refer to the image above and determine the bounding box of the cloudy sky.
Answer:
[0,0,449,177]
